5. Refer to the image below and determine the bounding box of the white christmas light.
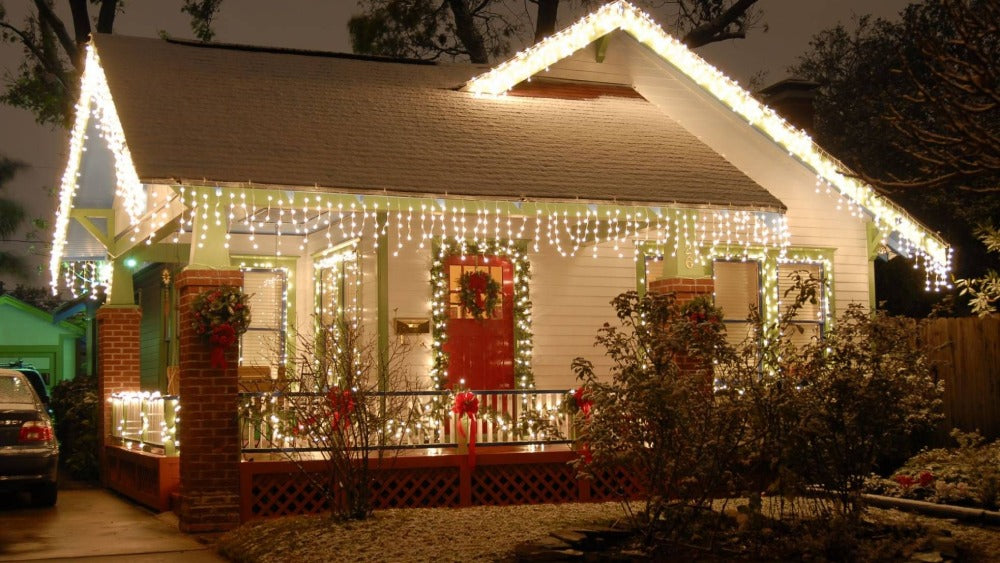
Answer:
[464,0,950,280]
[50,45,147,292]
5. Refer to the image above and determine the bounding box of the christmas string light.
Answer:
[463,0,950,281]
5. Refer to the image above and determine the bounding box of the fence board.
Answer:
[920,316,1000,442]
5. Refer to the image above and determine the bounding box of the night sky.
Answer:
[0,0,913,288]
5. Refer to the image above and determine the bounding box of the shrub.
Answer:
[572,291,747,542]
[49,374,100,480]
[241,319,416,520]
[790,305,943,515]
[868,430,1000,509]
[577,273,944,540]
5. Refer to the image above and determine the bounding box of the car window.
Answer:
[0,375,36,404]
[16,369,49,403]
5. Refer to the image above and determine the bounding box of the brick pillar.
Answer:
[647,277,714,305]
[175,269,244,532]
[647,278,716,378]
[96,305,142,485]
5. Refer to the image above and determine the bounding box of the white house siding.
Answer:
[545,35,872,315]
[529,240,638,389]
[384,230,435,388]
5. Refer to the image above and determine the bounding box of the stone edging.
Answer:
[864,493,1000,525]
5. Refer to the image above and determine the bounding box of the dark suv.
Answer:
[0,368,59,506]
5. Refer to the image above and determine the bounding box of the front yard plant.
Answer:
[49,373,99,481]
[572,276,944,555]
[867,429,1000,510]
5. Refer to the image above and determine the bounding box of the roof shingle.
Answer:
[93,34,783,210]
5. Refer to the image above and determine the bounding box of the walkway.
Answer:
[0,489,225,562]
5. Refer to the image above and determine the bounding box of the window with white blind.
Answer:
[777,262,825,348]
[241,269,287,369]
[713,261,760,346]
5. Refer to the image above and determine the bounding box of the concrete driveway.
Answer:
[0,488,226,562]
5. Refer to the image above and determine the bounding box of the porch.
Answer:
[106,388,639,521]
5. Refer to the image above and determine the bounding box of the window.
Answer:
[315,248,361,327]
[448,262,504,319]
[713,261,760,346]
[241,269,287,368]
[777,262,825,348]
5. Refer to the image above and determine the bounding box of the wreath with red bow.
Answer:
[191,286,252,369]
[458,270,501,319]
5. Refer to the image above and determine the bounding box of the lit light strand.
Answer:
[463,0,950,283]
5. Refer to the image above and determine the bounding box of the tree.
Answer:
[791,0,1000,310]
[0,283,70,311]
[0,155,28,276]
[956,225,1000,316]
[0,1,224,127]
[349,0,764,65]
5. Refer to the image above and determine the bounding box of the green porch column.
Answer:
[377,212,389,394]
[107,258,136,306]
[188,191,232,269]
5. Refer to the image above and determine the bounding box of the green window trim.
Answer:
[636,241,836,337]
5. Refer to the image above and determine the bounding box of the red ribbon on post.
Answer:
[573,386,594,464]
[452,391,480,469]
[327,387,356,430]
[209,323,237,369]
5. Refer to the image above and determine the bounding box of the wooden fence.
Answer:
[920,316,1000,442]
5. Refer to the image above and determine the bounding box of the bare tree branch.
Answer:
[34,0,78,64]
[96,0,119,34]
[682,0,759,48]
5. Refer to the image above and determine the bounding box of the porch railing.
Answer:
[109,392,180,456]
[238,389,575,454]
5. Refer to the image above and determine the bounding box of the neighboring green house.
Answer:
[0,295,85,388]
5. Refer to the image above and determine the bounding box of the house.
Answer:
[0,294,85,387]
[48,1,950,531]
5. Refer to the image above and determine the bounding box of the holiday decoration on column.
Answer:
[191,286,252,369]
[452,391,480,468]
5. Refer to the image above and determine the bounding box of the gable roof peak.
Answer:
[465,0,949,273]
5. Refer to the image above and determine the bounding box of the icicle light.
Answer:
[464,0,950,283]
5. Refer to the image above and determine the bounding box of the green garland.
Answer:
[457,270,501,319]
[430,239,534,390]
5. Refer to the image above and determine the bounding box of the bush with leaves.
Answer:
[576,269,944,546]
[572,291,747,543]
[956,225,1000,316]
[788,305,943,515]
[49,374,100,481]
[867,429,1000,509]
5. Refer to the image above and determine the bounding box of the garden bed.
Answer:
[866,431,1000,513]
[215,499,1000,562]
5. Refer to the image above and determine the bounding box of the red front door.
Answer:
[443,255,514,390]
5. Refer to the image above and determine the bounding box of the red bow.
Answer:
[327,388,356,430]
[452,391,479,469]
[573,387,592,418]
[209,323,237,369]
[573,387,594,465]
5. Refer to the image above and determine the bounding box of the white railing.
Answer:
[109,392,180,455]
[238,389,574,453]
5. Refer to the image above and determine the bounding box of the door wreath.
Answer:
[457,270,500,319]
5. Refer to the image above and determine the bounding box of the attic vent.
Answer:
[507,79,644,101]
